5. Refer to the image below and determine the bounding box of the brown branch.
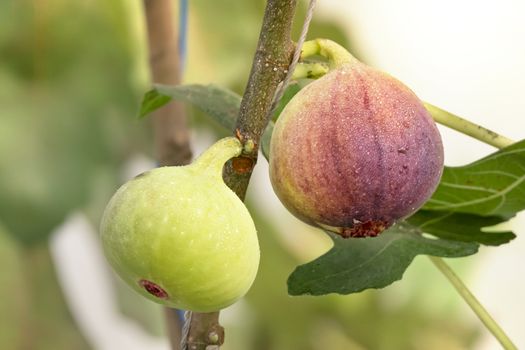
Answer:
[224,0,297,199]
[144,0,192,167]
[186,1,298,349]
[143,0,191,348]
[185,312,224,349]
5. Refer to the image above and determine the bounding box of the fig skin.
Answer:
[100,138,259,312]
[269,60,444,237]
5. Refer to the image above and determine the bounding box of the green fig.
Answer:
[100,137,259,312]
[269,39,444,238]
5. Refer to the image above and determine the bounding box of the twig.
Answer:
[424,103,514,149]
[269,0,317,115]
[143,0,192,348]
[184,0,299,348]
[224,0,298,199]
[426,111,517,349]
[429,257,518,350]
[144,0,192,167]
[183,312,224,350]
[182,1,300,349]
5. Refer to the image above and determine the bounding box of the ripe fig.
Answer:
[269,39,444,238]
[100,137,259,312]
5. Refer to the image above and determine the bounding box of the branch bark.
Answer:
[224,0,297,199]
[143,0,191,348]
[184,1,298,349]
[144,0,192,167]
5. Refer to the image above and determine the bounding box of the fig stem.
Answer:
[429,257,518,350]
[192,137,243,177]
[295,41,515,151]
[424,103,514,149]
[300,38,355,68]
[292,62,330,80]
[428,121,516,348]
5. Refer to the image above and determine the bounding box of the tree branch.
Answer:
[144,0,192,167]
[185,1,298,349]
[224,0,297,199]
[184,312,224,350]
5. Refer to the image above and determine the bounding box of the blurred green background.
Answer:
[1,0,520,349]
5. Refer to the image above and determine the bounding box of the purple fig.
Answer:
[269,43,444,238]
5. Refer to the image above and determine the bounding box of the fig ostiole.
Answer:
[100,137,259,312]
[269,39,444,238]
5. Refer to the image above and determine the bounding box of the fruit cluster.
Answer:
[100,39,443,311]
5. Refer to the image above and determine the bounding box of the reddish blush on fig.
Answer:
[269,51,444,238]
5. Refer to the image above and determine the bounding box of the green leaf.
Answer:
[141,84,279,160]
[287,223,478,296]
[407,210,515,246]
[424,139,525,217]
[140,84,241,131]
[139,89,172,118]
